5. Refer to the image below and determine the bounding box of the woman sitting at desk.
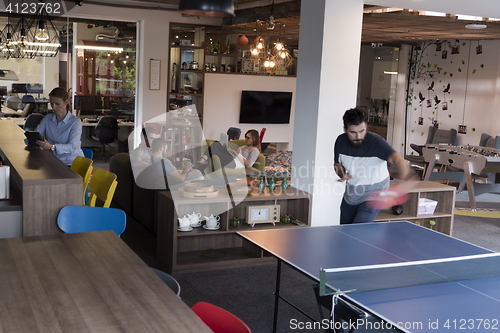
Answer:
[35,87,84,166]
[196,129,261,170]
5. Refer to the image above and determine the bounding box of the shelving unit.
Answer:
[156,187,312,273]
[374,181,456,235]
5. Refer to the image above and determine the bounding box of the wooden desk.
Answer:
[0,231,212,332]
[0,121,82,236]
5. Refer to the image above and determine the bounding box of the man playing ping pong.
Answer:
[334,108,413,224]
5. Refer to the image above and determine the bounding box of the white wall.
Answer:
[203,73,296,149]
[404,40,500,151]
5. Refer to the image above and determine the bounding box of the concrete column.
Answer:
[291,0,364,226]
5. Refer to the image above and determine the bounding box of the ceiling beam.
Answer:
[223,0,301,25]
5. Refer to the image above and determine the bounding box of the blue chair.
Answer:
[150,267,181,297]
[57,206,126,237]
[82,148,94,160]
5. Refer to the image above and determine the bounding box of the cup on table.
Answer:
[178,215,191,230]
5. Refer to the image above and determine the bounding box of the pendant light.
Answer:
[178,0,235,17]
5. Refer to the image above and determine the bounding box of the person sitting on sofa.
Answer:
[130,126,156,175]
[148,138,204,184]
[196,129,261,170]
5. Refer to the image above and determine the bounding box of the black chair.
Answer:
[93,116,118,160]
[24,113,44,131]
[21,95,37,115]
[227,127,241,140]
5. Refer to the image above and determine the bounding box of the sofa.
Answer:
[201,139,265,179]
[109,153,168,234]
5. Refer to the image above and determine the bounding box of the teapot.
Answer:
[178,215,191,229]
[230,216,241,228]
[280,214,293,224]
[188,212,202,226]
[204,214,220,223]
[189,61,199,70]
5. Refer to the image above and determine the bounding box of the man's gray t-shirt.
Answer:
[334,132,395,205]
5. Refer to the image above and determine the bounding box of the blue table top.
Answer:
[237,222,498,332]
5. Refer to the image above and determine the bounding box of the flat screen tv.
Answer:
[27,83,43,94]
[239,90,292,124]
[12,83,28,94]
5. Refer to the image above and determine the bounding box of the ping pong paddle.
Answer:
[366,181,416,210]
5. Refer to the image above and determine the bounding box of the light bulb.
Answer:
[251,48,259,55]
[257,41,263,49]
[110,59,114,63]
[35,21,49,41]
[275,41,283,51]
[123,60,127,64]
[280,51,286,59]
[270,61,275,68]
[264,59,270,67]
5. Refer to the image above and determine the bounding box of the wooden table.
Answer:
[0,230,212,332]
[0,121,82,236]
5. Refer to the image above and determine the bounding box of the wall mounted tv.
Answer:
[239,90,293,124]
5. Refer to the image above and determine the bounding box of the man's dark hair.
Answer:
[342,108,368,128]
[151,138,167,153]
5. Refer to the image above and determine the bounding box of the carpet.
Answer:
[455,208,500,218]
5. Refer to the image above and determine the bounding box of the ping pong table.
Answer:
[237,221,500,332]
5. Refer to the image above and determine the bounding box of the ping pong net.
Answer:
[319,252,500,297]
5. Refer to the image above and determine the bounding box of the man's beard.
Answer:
[350,139,363,147]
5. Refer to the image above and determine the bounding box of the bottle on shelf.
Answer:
[268,171,276,194]
[281,172,289,193]
[226,39,231,54]
[216,39,221,53]
[204,63,210,71]
[209,39,214,53]
[211,64,217,72]
[258,172,266,195]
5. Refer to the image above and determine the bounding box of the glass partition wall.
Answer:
[0,14,137,120]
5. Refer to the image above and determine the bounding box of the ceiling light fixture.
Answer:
[465,23,487,29]
[178,0,234,17]
[75,45,124,52]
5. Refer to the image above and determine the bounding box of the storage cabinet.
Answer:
[374,181,456,235]
[157,187,312,273]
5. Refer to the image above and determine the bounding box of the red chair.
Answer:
[191,302,252,333]
[259,127,267,152]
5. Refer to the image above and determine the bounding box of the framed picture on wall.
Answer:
[150,59,161,90]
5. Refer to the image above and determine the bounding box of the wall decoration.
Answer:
[459,125,467,134]
[150,59,161,90]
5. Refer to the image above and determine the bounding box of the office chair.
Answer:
[88,169,118,208]
[24,113,44,131]
[82,147,94,160]
[94,116,118,160]
[57,206,126,237]
[21,95,37,115]
[70,156,93,205]
[191,302,252,333]
[227,127,241,140]
[150,267,181,297]
[5,96,22,110]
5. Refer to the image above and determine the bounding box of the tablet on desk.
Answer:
[24,131,44,147]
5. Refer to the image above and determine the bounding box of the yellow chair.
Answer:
[70,156,94,205]
[88,169,118,208]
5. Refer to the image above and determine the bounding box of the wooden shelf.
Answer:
[374,181,455,235]
[157,186,312,273]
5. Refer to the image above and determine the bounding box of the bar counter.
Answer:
[0,121,82,236]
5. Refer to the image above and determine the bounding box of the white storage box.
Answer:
[418,198,437,215]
